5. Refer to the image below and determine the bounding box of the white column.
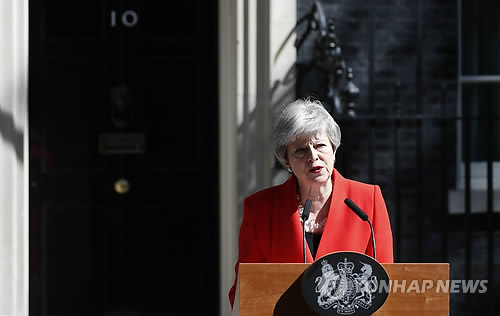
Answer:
[270,0,297,185]
[219,0,239,315]
[0,0,29,315]
[218,0,296,314]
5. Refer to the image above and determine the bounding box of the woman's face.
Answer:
[286,131,336,187]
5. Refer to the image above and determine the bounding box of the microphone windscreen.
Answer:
[302,199,312,221]
[344,198,369,221]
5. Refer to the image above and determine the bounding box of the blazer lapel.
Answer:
[271,176,313,262]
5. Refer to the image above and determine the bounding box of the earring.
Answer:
[287,167,293,173]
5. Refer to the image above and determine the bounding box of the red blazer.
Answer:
[228,169,394,308]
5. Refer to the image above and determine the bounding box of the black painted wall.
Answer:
[296,1,499,315]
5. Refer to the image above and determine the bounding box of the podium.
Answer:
[233,263,449,316]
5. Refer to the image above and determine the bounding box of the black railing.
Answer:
[334,84,499,316]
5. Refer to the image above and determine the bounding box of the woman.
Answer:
[228,98,393,308]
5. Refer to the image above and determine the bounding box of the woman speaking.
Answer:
[229,98,394,308]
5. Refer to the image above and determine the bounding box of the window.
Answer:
[451,0,500,214]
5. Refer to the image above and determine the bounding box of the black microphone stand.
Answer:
[302,220,307,263]
[302,200,312,263]
[368,220,376,261]
[344,198,377,260]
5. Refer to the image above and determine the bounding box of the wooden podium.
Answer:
[232,263,449,316]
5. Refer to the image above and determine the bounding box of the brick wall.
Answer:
[295,1,498,315]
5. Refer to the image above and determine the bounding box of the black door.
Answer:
[29,1,219,315]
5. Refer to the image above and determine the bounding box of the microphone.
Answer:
[344,198,377,260]
[344,198,368,221]
[302,199,312,221]
[302,199,312,263]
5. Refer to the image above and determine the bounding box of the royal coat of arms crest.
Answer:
[302,252,389,316]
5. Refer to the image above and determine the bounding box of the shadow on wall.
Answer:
[0,106,24,162]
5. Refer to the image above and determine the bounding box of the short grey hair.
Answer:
[273,98,341,168]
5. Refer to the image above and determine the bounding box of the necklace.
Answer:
[297,194,327,232]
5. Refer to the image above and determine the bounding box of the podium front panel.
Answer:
[238,263,449,316]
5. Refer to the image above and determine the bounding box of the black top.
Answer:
[305,232,322,259]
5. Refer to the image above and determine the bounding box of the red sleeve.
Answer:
[365,185,394,263]
[228,196,267,309]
